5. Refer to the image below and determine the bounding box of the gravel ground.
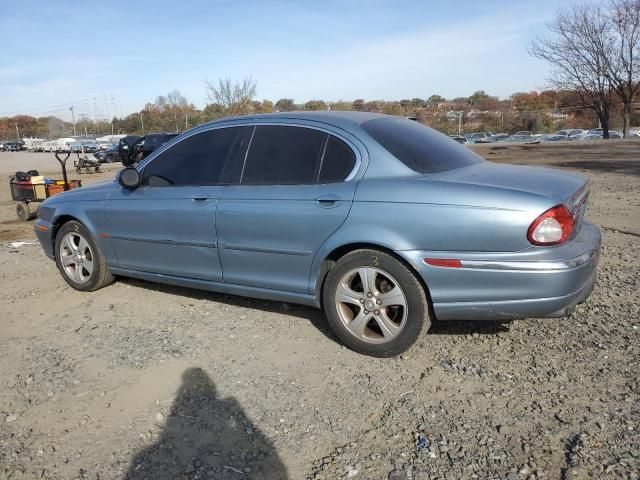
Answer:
[0,143,638,480]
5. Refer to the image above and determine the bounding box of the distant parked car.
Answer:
[515,131,533,136]
[578,134,603,141]
[70,142,99,153]
[557,129,585,138]
[34,112,600,357]
[3,142,22,151]
[94,145,120,163]
[449,135,468,144]
[539,134,567,142]
[468,132,494,143]
[504,134,539,144]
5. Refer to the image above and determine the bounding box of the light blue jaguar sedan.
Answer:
[34,112,600,356]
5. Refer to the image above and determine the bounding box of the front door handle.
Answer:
[190,195,211,204]
[314,194,341,208]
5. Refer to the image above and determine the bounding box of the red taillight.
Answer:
[527,204,574,246]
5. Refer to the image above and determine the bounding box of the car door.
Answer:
[217,124,360,293]
[106,126,251,281]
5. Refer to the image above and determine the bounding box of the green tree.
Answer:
[275,98,296,111]
[304,100,327,110]
[352,99,365,111]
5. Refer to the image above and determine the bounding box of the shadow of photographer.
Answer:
[125,367,288,479]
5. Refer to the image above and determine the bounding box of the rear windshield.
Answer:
[361,117,484,173]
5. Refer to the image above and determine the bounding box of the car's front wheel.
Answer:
[323,249,430,357]
[55,221,114,291]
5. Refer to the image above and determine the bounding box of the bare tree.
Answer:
[606,0,640,137]
[530,3,614,137]
[205,77,257,117]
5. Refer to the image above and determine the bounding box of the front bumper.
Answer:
[399,222,601,321]
[34,219,55,260]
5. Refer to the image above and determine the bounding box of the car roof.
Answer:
[202,110,390,130]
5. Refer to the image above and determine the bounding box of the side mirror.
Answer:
[118,167,140,189]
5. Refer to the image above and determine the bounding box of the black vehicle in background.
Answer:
[2,142,24,151]
[118,133,178,166]
[94,145,120,163]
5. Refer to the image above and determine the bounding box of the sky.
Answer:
[0,0,571,121]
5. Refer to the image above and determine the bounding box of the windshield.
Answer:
[362,117,484,174]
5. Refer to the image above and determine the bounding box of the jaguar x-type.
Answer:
[34,112,601,357]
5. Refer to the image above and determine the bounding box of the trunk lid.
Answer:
[431,162,590,228]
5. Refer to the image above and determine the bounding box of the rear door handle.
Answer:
[314,194,341,208]
[190,195,211,204]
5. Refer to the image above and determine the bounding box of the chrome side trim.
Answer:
[223,242,312,256]
[459,249,599,271]
[109,235,216,249]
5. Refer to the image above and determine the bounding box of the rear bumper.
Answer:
[398,222,601,321]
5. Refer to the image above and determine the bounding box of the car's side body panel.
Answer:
[218,182,356,293]
[105,185,225,281]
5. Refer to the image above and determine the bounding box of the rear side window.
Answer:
[242,126,326,185]
[142,127,248,186]
[362,117,484,173]
[318,135,356,183]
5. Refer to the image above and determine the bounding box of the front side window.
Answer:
[241,126,326,185]
[142,127,249,186]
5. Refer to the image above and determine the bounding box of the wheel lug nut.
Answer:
[376,299,381,305]
[374,310,380,315]
[367,292,372,298]
[359,298,364,303]
[364,310,369,314]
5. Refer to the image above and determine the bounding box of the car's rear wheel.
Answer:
[55,221,114,291]
[323,249,430,357]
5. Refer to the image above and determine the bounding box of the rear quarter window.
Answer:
[318,135,357,183]
[362,117,484,173]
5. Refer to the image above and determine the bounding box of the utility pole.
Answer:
[185,113,188,130]
[15,124,20,141]
[107,93,114,135]
[89,99,97,134]
[458,112,463,136]
[140,113,145,133]
[70,106,77,136]
[81,115,88,136]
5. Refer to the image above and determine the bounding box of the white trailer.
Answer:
[23,137,45,152]
[55,137,77,152]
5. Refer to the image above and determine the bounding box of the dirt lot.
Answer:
[0,143,638,480]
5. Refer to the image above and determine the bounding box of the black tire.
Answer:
[76,167,81,174]
[16,202,35,221]
[54,221,115,291]
[322,249,430,357]
[105,154,113,163]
